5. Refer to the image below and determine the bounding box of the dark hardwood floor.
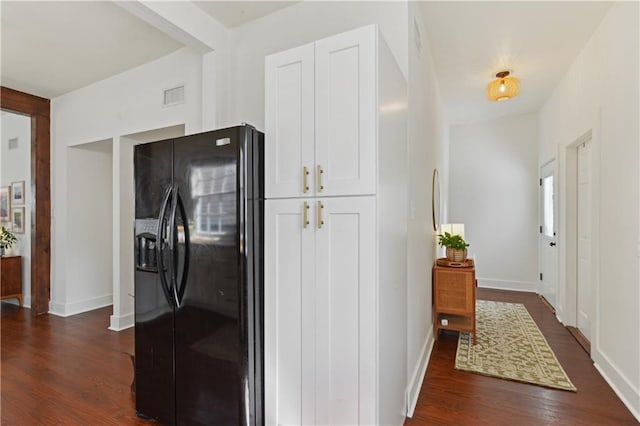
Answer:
[1,289,637,425]
[406,288,638,425]
[0,303,148,425]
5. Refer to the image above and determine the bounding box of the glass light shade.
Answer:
[486,76,520,101]
[439,223,465,239]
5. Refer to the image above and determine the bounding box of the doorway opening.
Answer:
[563,129,597,356]
[0,87,51,316]
[539,159,558,310]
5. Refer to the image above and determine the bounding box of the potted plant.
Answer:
[0,226,17,257]
[437,231,470,262]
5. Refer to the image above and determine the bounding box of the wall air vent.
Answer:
[8,138,18,150]
[163,85,185,107]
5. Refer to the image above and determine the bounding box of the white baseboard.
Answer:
[406,328,435,418]
[477,277,538,293]
[48,300,66,316]
[48,294,113,317]
[593,348,640,422]
[109,312,134,331]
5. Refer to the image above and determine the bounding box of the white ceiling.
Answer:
[420,1,614,125]
[193,1,298,28]
[0,1,184,99]
[0,1,299,99]
[1,1,615,125]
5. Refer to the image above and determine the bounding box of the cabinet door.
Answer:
[315,26,377,197]
[264,199,316,425]
[434,268,474,315]
[265,43,315,198]
[314,196,376,425]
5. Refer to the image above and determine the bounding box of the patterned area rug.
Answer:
[455,300,577,391]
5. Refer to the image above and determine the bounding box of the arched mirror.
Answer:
[432,168,441,232]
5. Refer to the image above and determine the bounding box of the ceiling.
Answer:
[1,1,184,99]
[1,1,615,125]
[0,1,298,99]
[193,1,298,28]
[420,1,614,124]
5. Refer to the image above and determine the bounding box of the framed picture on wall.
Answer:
[0,187,9,222]
[11,181,25,206]
[12,207,25,234]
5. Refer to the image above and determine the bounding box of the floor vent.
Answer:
[163,85,185,107]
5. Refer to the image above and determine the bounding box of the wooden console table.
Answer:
[1,256,23,306]
[433,261,476,344]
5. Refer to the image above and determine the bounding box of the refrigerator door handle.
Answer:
[168,186,179,305]
[175,190,191,307]
[156,185,174,306]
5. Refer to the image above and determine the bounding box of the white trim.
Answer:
[48,300,65,316]
[593,349,640,422]
[406,329,434,418]
[48,295,113,317]
[109,312,134,331]
[477,278,538,293]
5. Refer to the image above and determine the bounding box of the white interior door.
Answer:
[265,43,315,198]
[539,161,558,309]
[577,140,593,340]
[264,199,315,425]
[314,196,376,425]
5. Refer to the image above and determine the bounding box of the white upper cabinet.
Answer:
[315,26,377,197]
[265,43,315,198]
[265,26,377,198]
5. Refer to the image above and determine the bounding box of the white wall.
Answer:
[0,112,32,306]
[539,1,639,419]
[51,47,206,319]
[53,47,203,147]
[53,140,113,316]
[405,3,449,415]
[228,1,409,130]
[449,113,539,292]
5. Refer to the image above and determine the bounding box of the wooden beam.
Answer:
[1,86,51,315]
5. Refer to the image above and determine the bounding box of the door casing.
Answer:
[1,86,51,316]
[562,129,599,349]
[539,159,558,310]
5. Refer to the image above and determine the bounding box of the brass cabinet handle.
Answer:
[317,165,324,192]
[303,201,310,229]
[317,201,324,229]
[303,166,310,193]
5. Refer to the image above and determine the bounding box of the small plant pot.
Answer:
[446,247,467,262]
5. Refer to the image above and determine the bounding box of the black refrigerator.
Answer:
[133,124,264,425]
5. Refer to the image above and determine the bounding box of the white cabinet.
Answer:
[314,197,376,425]
[265,26,377,199]
[265,44,314,198]
[265,24,408,426]
[264,199,315,426]
[265,197,376,426]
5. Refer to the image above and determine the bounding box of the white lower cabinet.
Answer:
[265,196,376,426]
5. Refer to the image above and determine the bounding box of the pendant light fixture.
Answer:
[486,70,520,101]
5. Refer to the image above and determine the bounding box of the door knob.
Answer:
[549,242,556,247]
